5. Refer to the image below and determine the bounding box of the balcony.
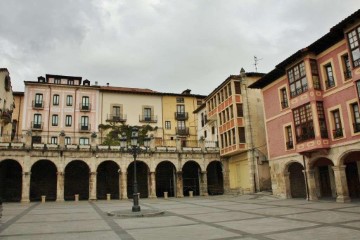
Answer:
[344,70,352,80]
[106,114,127,122]
[31,121,43,131]
[0,109,12,124]
[325,77,335,89]
[79,103,91,111]
[175,112,188,120]
[176,127,189,136]
[353,123,360,133]
[32,101,44,109]
[333,128,343,138]
[286,141,293,150]
[79,124,91,132]
[139,115,157,123]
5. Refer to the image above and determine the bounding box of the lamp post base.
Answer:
[132,193,141,212]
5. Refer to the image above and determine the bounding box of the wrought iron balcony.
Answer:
[106,114,127,122]
[32,101,44,109]
[79,124,91,132]
[31,121,43,130]
[333,128,343,138]
[139,115,157,123]
[79,103,91,111]
[175,112,188,120]
[176,127,189,136]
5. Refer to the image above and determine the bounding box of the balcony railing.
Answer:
[353,123,360,133]
[31,121,43,130]
[175,112,188,120]
[32,101,44,109]
[79,124,91,132]
[286,141,293,150]
[325,77,335,89]
[139,115,157,123]
[281,100,289,109]
[176,127,189,136]
[344,70,352,80]
[106,114,127,122]
[79,103,91,111]
[333,128,343,138]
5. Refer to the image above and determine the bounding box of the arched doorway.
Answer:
[0,159,22,202]
[182,161,200,196]
[288,162,306,198]
[156,161,176,197]
[207,161,224,195]
[127,161,149,198]
[64,160,89,200]
[30,160,57,201]
[312,158,335,199]
[343,151,360,199]
[97,161,120,200]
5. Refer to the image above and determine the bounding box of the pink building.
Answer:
[250,10,360,202]
[23,74,99,146]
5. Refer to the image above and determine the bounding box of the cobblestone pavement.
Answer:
[1,194,360,240]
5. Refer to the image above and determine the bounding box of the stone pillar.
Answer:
[284,172,291,199]
[120,171,128,200]
[21,172,31,203]
[149,172,157,198]
[329,166,336,198]
[176,171,184,198]
[305,170,318,201]
[200,171,208,196]
[56,172,64,202]
[89,172,97,201]
[222,159,230,193]
[332,165,350,203]
[59,133,65,149]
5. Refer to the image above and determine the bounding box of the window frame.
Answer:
[65,115,72,127]
[52,114,59,126]
[66,95,73,106]
[347,26,360,68]
[288,61,308,98]
[293,103,315,142]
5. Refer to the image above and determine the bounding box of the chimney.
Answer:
[181,89,191,95]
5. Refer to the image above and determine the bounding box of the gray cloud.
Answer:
[0,0,359,94]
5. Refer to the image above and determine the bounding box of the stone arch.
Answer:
[340,151,360,199]
[310,157,335,199]
[155,161,176,197]
[0,159,22,202]
[182,159,205,172]
[182,160,201,196]
[286,162,306,198]
[96,160,120,200]
[64,160,90,200]
[127,160,149,198]
[30,159,57,201]
[206,160,224,195]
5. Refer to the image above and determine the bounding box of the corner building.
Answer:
[250,9,360,202]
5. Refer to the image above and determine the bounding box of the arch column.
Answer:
[200,171,208,196]
[149,171,157,198]
[89,172,97,201]
[222,159,230,193]
[21,171,30,203]
[176,171,184,198]
[305,170,318,200]
[284,172,291,198]
[332,165,350,203]
[120,171,127,200]
[56,172,64,202]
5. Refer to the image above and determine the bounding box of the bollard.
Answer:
[164,192,168,199]
[107,194,111,201]
[75,194,79,202]
[189,191,193,197]
[41,195,46,203]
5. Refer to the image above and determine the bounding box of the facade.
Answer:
[204,69,270,194]
[250,9,360,202]
[0,68,15,143]
[12,91,24,141]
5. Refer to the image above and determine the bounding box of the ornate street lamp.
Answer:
[119,127,150,212]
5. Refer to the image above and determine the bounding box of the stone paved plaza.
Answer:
[1,194,360,240]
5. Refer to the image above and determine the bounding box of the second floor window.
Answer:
[51,137,58,144]
[65,137,71,145]
[280,88,289,109]
[52,115,58,126]
[34,93,43,107]
[65,115,72,127]
[347,26,360,68]
[165,121,171,129]
[288,62,308,97]
[53,94,59,105]
[285,126,293,150]
[81,116,89,127]
[332,109,343,138]
[66,95,73,106]
[293,103,314,142]
[351,103,360,133]
[342,54,352,79]
[324,64,335,89]
[82,96,90,109]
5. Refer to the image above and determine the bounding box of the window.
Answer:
[113,106,121,116]
[143,107,152,121]
[293,104,314,142]
[280,88,289,109]
[54,78,61,84]
[351,103,360,133]
[65,115,72,127]
[317,102,328,138]
[324,64,335,89]
[65,137,71,145]
[50,137,58,144]
[204,130,207,138]
[176,97,184,103]
[79,137,89,145]
[212,126,215,134]
[33,114,42,128]
[238,127,246,143]
[332,109,343,138]
[52,114,59,126]
[66,95,73,106]
[68,79,74,85]
[232,128,236,145]
[177,120,185,129]
[347,26,360,68]
[82,96,90,110]
[165,121,171,129]
[310,59,321,90]
[237,104,243,117]
[80,116,89,130]
[201,113,205,127]
[34,93,43,107]
[356,81,360,98]
[288,62,308,97]
[285,126,293,149]
[234,81,241,94]
[342,54,352,80]
[53,94,59,105]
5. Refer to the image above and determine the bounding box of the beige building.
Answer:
[12,91,24,141]
[0,68,15,143]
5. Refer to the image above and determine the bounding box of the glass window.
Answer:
[53,95,59,105]
[237,104,243,117]
[176,97,184,103]
[347,26,360,68]
[113,106,121,116]
[280,88,288,109]
[79,137,89,145]
[342,54,352,80]
[310,59,321,90]
[288,62,308,97]
[238,127,246,143]
[34,93,43,107]
[33,114,42,128]
[351,103,360,133]
[285,126,293,149]
[65,115,72,127]
[65,137,71,145]
[52,114,58,126]
[165,121,171,129]
[54,78,61,84]
[68,79,74,85]
[234,81,241,94]
[66,95,73,106]
[293,103,314,142]
[324,64,335,89]
[317,102,328,138]
[82,96,89,108]
[332,109,343,138]
[50,137,58,144]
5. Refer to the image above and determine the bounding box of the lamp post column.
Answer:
[132,148,140,212]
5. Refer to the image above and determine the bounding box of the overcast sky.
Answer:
[0,1,359,94]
